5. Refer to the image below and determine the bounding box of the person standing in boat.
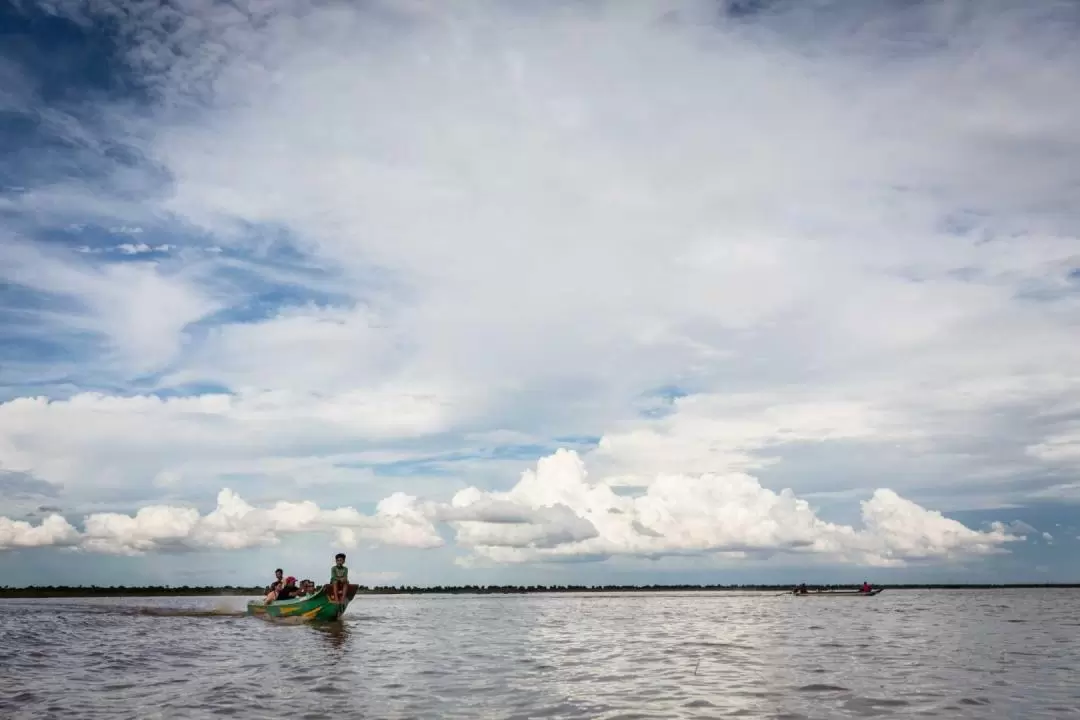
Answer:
[860,581,872,593]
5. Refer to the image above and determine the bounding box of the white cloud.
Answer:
[592,393,899,479]
[858,489,1013,564]
[2,1,1079,576]
[164,305,408,395]
[1042,531,1054,543]
[25,0,1074,418]
[24,488,443,556]
[75,241,172,255]
[115,243,168,254]
[0,514,80,551]
[0,389,460,498]
[0,449,1017,568]
[107,0,1079,509]
[0,238,220,374]
[438,450,1017,567]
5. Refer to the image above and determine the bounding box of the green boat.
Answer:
[793,588,884,597]
[246,583,359,622]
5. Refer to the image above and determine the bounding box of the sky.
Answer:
[1,0,1079,588]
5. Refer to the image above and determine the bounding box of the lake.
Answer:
[2,590,1077,719]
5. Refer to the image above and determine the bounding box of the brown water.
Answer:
[2,590,1078,719]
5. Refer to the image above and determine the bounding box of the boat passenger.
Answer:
[330,552,349,602]
[276,576,299,601]
[264,568,285,602]
[860,581,872,593]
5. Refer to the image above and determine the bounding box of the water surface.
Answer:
[3,590,1077,718]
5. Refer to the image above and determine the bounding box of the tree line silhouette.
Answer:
[0,582,1076,598]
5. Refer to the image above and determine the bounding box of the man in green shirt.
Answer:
[330,552,349,604]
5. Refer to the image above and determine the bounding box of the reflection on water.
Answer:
[1,590,1077,719]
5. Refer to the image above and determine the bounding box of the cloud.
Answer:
[0,469,60,500]
[0,449,1017,568]
[592,393,898,479]
[75,242,173,255]
[87,0,1080,509]
[5,487,442,556]
[438,450,1017,567]
[0,238,220,375]
[0,389,460,500]
[439,490,601,550]
[0,514,80,551]
[1,1,1078,577]
[858,489,1015,564]
[989,520,1038,538]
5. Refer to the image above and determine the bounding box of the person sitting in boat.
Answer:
[264,568,285,601]
[330,552,349,601]
[793,583,809,595]
[275,576,299,601]
[860,581,872,593]
[296,579,315,597]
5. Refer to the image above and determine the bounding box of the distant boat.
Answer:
[793,588,884,597]
[246,583,359,621]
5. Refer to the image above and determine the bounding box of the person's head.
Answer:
[275,568,283,579]
[335,552,346,566]
[286,576,296,586]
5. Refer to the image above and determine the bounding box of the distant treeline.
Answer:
[1,583,1077,598]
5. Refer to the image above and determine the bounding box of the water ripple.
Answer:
[1,590,1077,719]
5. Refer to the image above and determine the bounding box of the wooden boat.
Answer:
[793,588,883,597]
[246,583,360,621]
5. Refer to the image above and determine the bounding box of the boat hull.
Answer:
[246,583,360,621]
[794,589,883,597]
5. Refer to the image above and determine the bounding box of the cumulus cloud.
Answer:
[0,514,80,551]
[438,450,1017,567]
[3,488,442,556]
[0,449,1017,568]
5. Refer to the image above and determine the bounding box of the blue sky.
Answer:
[2,0,1079,587]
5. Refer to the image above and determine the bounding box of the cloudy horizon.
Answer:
[2,0,1079,587]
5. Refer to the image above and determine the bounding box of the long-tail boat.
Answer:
[793,588,884,597]
[246,583,360,621]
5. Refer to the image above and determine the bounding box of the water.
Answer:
[2,590,1077,719]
